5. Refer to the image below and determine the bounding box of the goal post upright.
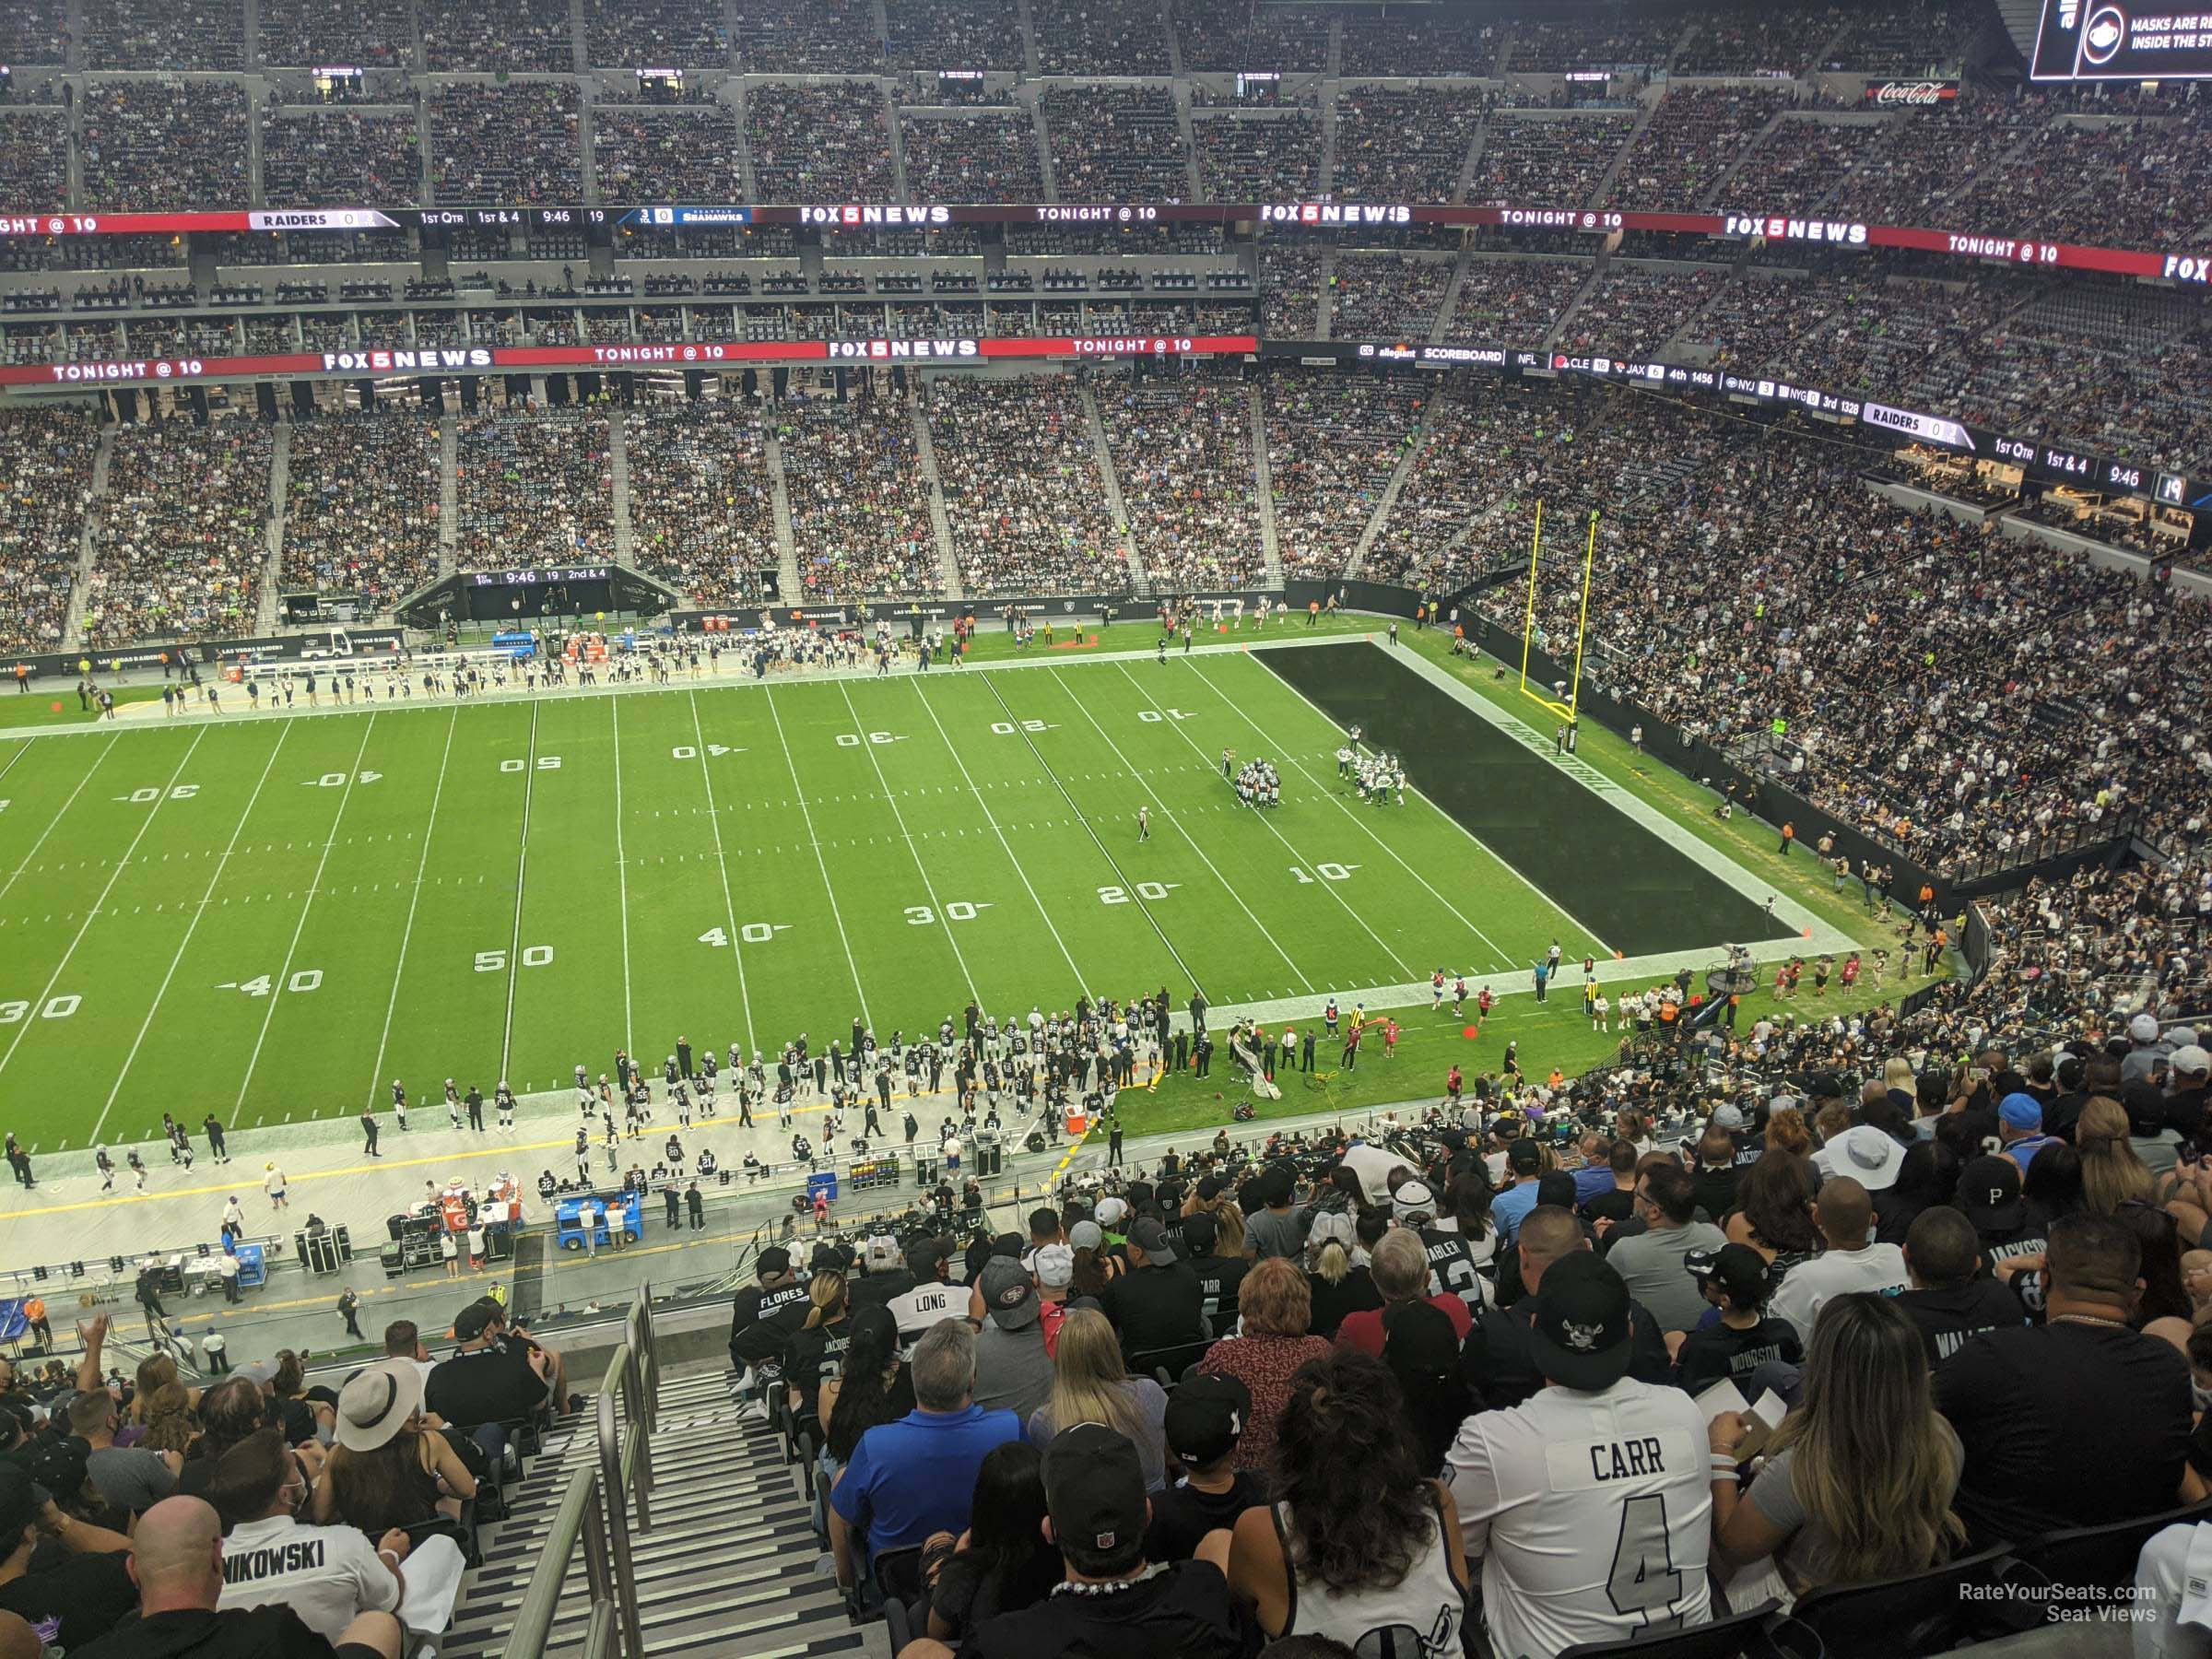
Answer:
[1567,507,1599,726]
[1516,498,1544,697]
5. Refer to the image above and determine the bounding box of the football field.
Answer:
[0,641,1774,1151]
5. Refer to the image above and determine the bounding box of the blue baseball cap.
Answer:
[1998,1093,2042,1131]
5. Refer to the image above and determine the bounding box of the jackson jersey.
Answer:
[1445,1379,1712,1659]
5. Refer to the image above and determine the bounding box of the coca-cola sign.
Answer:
[1864,78,1961,105]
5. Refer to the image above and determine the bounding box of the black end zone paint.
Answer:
[1258,641,1795,959]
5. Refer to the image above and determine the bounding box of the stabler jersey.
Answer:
[1419,1224,1485,1308]
[1447,1379,1713,1659]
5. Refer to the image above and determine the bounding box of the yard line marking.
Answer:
[89,724,293,1147]
[686,690,756,1055]
[832,678,982,1006]
[368,707,458,1108]
[899,677,1092,1002]
[610,698,632,1053]
[1115,661,1422,983]
[500,704,540,1083]
[0,725,207,1083]
[1181,656,1520,966]
[1208,652,1613,959]
[0,735,119,907]
[765,686,869,1029]
[236,717,379,1113]
[1042,667,1305,992]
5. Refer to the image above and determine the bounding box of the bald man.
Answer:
[1768,1175,1911,1347]
[1460,1206,1672,1410]
[74,1496,403,1659]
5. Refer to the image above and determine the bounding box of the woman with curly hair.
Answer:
[1225,1348,1467,1649]
[1196,1257,1332,1472]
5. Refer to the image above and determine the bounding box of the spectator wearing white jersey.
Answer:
[1447,1253,1714,1656]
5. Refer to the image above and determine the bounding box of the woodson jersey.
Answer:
[1446,1378,1713,1659]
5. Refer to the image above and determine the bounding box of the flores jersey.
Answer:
[1446,1379,1712,1659]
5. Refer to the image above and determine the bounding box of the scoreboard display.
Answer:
[2030,0,2212,79]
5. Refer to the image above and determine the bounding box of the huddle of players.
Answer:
[1336,744,1407,806]
[1233,758,1281,807]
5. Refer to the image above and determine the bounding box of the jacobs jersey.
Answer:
[1446,1379,1713,1659]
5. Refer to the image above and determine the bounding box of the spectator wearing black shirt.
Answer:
[728,1248,813,1418]
[1688,1124,1741,1222]
[908,1423,1241,1659]
[1954,1154,2051,1285]
[423,1303,549,1470]
[917,1441,1060,1648]
[1935,1214,2202,1551]
[1673,1243,1803,1396]
[0,1464,137,1653]
[1145,1374,1260,1563]
[70,1495,401,1659]
[1179,1213,1247,1328]
[783,1274,853,1428]
[1462,1206,1671,1410]
[1896,1207,2030,1367]
[1100,1218,1207,1365]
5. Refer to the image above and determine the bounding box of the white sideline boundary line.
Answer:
[1176,652,1532,968]
[1045,664,1313,995]
[0,724,208,1083]
[687,689,758,1057]
[89,723,294,1147]
[234,715,380,1113]
[366,706,457,1109]
[765,684,871,1031]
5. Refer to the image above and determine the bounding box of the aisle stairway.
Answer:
[441,1364,881,1659]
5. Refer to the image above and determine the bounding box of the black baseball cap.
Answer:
[1687,1243,1771,1309]
[1195,1175,1229,1201]
[1128,1217,1178,1265]
[1507,1139,1542,1173]
[1163,1372,1249,1465]
[1180,1211,1218,1255]
[757,1246,793,1277]
[905,1237,949,1277]
[454,1303,496,1340]
[1527,1253,1633,1392]
[1957,1155,2024,1231]
[27,1433,88,1503]
[1535,1171,1577,1210]
[1043,1423,1147,1559]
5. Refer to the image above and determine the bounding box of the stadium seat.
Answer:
[1129,1339,1212,1386]
[1557,1604,1818,1659]
[1988,1500,2212,1630]
[1789,1544,2017,1654]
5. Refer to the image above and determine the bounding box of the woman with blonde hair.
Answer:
[1302,1210,1381,1338]
[1197,1256,1332,1471]
[786,1270,850,1425]
[1183,1186,1246,1256]
[1023,1309,1169,1489]
[2077,1097,2157,1217]
[130,1352,201,1424]
[1710,1293,1963,1603]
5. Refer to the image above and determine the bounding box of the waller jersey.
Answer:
[1446,1377,1713,1659]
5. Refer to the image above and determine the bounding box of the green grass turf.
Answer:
[0,644,1607,1151]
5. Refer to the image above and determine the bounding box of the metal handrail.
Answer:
[500,1287,659,1659]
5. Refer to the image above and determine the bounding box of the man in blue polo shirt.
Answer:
[828,1316,1021,1590]
[1997,1093,2057,1176]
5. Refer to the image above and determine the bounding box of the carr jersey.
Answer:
[1446,1379,1713,1659]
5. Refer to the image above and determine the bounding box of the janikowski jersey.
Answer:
[1445,1378,1713,1659]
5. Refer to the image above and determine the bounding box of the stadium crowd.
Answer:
[782,391,943,601]
[624,398,780,607]
[82,418,273,649]
[922,377,1126,597]
[1095,373,1266,592]
[453,406,614,568]
[280,412,443,612]
[0,407,97,653]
